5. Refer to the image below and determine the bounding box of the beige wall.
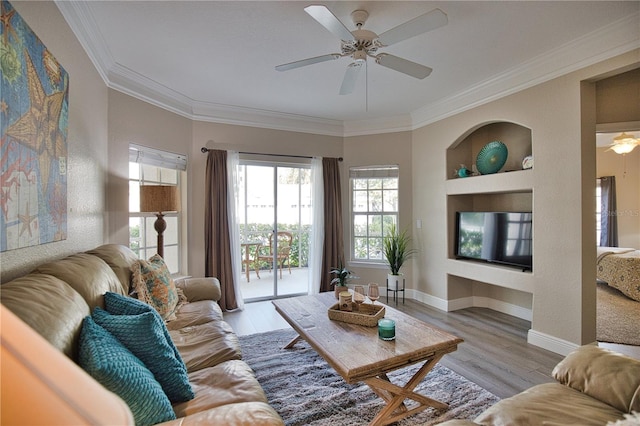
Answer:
[343,132,414,290]
[596,147,640,248]
[411,50,639,351]
[107,90,192,245]
[1,1,108,283]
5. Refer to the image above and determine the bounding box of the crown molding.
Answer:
[55,1,113,85]
[191,101,345,136]
[343,115,414,137]
[410,12,640,130]
[57,2,639,138]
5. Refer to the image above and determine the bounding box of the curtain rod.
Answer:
[200,147,342,161]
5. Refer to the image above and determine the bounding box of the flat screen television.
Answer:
[455,211,533,271]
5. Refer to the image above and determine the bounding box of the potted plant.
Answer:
[383,224,417,290]
[330,264,355,299]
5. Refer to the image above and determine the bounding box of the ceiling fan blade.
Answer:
[304,5,355,42]
[377,8,448,46]
[339,62,363,95]
[275,53,341,71]
[376,54,432,79]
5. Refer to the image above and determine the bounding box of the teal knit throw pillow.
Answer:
[103,292,181,361]
[78,317,176,426]
[93,307,194,403]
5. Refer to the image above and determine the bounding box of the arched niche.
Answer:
[446,121,532,179]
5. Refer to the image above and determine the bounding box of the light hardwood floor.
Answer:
[224,297,639,399]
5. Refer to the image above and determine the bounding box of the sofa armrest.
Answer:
[174,277,221,302]
[552,345,640,413]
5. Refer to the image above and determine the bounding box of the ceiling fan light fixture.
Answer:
[608,132,639,154]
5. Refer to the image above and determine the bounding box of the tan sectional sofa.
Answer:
[1,244,283,426]
[440,345,640,425]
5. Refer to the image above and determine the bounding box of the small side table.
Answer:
[386,276,405,305]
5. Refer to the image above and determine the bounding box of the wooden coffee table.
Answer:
[272,293,463,426]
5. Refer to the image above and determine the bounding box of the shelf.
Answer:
[446,169,533,195]
[446,259,534,294]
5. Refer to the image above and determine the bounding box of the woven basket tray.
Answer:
[327,303,385,327]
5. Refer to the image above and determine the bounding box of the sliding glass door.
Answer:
[237,161,311,301]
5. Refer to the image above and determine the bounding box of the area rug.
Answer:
[239,328,500,425]
[597,282,640,346]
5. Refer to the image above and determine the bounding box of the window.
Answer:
[350,166,399,261]
[129,145,187,274]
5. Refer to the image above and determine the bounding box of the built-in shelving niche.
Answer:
[446,121,534,311]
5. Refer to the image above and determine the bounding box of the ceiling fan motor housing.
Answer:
[351,10,369,28]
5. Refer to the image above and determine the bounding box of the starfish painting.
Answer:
[18,201,37,237]
[1,0,68,251]
[0,0,17,45]
[5,48,66,195]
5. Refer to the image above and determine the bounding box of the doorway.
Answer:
[237,161,312,301]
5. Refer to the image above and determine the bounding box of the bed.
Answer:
[597,246,640,302]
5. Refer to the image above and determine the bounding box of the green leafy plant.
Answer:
[330,264,355,287]
[383,224,417,275]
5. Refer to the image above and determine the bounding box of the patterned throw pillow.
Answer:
[78,316,176,426]
[133,254,179,320]
[103,292,184,374]
[93,307,194,403]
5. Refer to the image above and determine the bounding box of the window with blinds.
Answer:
[350,166,399,262]
[129,145,186,274]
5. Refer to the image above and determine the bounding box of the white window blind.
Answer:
[129,144,187,171]
[349,165,399,178]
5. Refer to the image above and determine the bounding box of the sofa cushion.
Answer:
[133,254,180,320]
[172,360,268,419]
[1,274,90,359]
[166,300,225,331]
[93,307,194,403]
[475,382,624,425]
[170,319,242,372]
[553,345,640,413]
[78,316,176,426]
[87,244,139,294]
[34,253,125,309]
[157,401,284,426]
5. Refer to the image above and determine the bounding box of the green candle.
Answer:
[378,319,395,341]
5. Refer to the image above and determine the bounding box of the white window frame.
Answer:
[129,144,187,274]
[349,165,399,263]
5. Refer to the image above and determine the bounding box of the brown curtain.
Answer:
[205,150,239,311]
[600,176,618,247]
[320,158,344,292]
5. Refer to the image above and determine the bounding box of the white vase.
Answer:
[387,274,403,290]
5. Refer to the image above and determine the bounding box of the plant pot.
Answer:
[334,285,349,299]
[387,274,403,291]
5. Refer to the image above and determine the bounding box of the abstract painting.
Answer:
[1,0,69,251]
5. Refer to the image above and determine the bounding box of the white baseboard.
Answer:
[403,289,577,355]
[527,330,579,356]
[408,289,532,321]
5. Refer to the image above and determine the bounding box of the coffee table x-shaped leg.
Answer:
[363,353,448,426]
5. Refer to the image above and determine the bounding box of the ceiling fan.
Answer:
[275,4,448,95]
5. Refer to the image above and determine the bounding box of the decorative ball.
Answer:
[522,155,533,169]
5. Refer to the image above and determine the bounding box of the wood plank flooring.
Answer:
[224,297,638,399]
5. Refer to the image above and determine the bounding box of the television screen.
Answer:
[456,212,533,271]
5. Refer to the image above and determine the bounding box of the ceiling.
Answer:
[56,1,640,136]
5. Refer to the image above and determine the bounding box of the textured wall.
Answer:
[0,2,108,283]
[411,50,639,349]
